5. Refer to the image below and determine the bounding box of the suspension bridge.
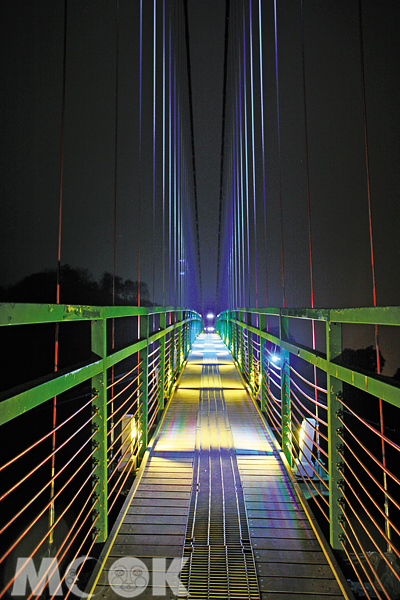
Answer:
[1,1,400,599]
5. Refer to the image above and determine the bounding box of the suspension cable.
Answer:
[162,0,166,306]
[216,0,230,311]
[152,0,156,307]
[274,0,285,307]
[183,0,203,312]
[249,0,258,309]
[50,0,68,556]
[358,0,388,546]
[258,0,268,309]
[138,0,143,309]
[242,4,251,308]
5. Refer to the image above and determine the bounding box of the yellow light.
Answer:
[119,415,136,470]
[299,421,305,448]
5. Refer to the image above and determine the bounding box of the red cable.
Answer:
[26,484,99,600]
[106,363,140,390]
[338,517,383,600]
[339,399,400,454]
[338,453,400,540]
[339,492,395,599]
[0,415,94,524]
[0,462,96,596]
[338,431,400,508]
[0,396,94,473]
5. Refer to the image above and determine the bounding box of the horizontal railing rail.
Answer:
[216,306,400,600]
[0,303,201,598]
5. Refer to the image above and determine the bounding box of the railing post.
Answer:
[234,311,239,360]
[327,318,344,550]
[222,313,227,344]
[280,312,292,467]
[231,312,235,357]
[166,311,173,397]
[189,312,194,348]
[138,312,149,461]
[240,311,246,375]
[159,312,167,413]
[177,309,183,372]
[226,312,231,350]
[184,311,189,358]
[230,311,235,355]
[91,314,108,543]
[244,311,254,392]
[183,311,188,358]
[260,314,267,413]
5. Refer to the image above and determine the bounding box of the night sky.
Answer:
[1,1,399,370]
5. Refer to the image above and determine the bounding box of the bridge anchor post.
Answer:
[259,313,267,414]
[280,312,292,468]
[138,313,149,461]
[91,313,108,543]
[327,318,345,550]
[158,312,167,413]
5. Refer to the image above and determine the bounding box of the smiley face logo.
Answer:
[108,557,149,598]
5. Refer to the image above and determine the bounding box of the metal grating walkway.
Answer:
[88,333,353,600]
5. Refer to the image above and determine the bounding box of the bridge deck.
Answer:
[89,333,352,599]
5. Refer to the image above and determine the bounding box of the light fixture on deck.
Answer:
[295,418,316,478]
[119,415,137,470]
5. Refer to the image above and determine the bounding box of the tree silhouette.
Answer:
[1,266,154,307]
[342,345,385,374]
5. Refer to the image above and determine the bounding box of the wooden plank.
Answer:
[252,537,322,552]
[241,475,287,482]
[251,528,316,540]
[94,587,171,600]
[261,594,343,600]
[244,493,299,504]
[245,501,302,511]
[147,457,193,462]
[259,576,342,595]
[143,469,193,475]
[239,469,284,475]
[149,454,193,460]
[257,562,335,578]
[243,493,297,503]
[134,491,191,499]
[247,509,306,519]
[115,534,185,546]
[124,514,188,525]
[127,506,188,515]
[140,478,192,486]
[141,471,193,478]
[249,518,312,530]
[101,556,181,572]
[238,457,281,463]
[138,484,192,492]
[254,549,327,565]
[119,523,186,535]
[109,544,183,557]
[242,480,292,488]
[129,498,190,507]
[92,586,124,600]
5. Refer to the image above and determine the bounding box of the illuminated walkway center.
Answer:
[89,333,351,599]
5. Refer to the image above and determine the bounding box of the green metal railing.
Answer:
[0,303,201,598]
[217,306,400,600]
